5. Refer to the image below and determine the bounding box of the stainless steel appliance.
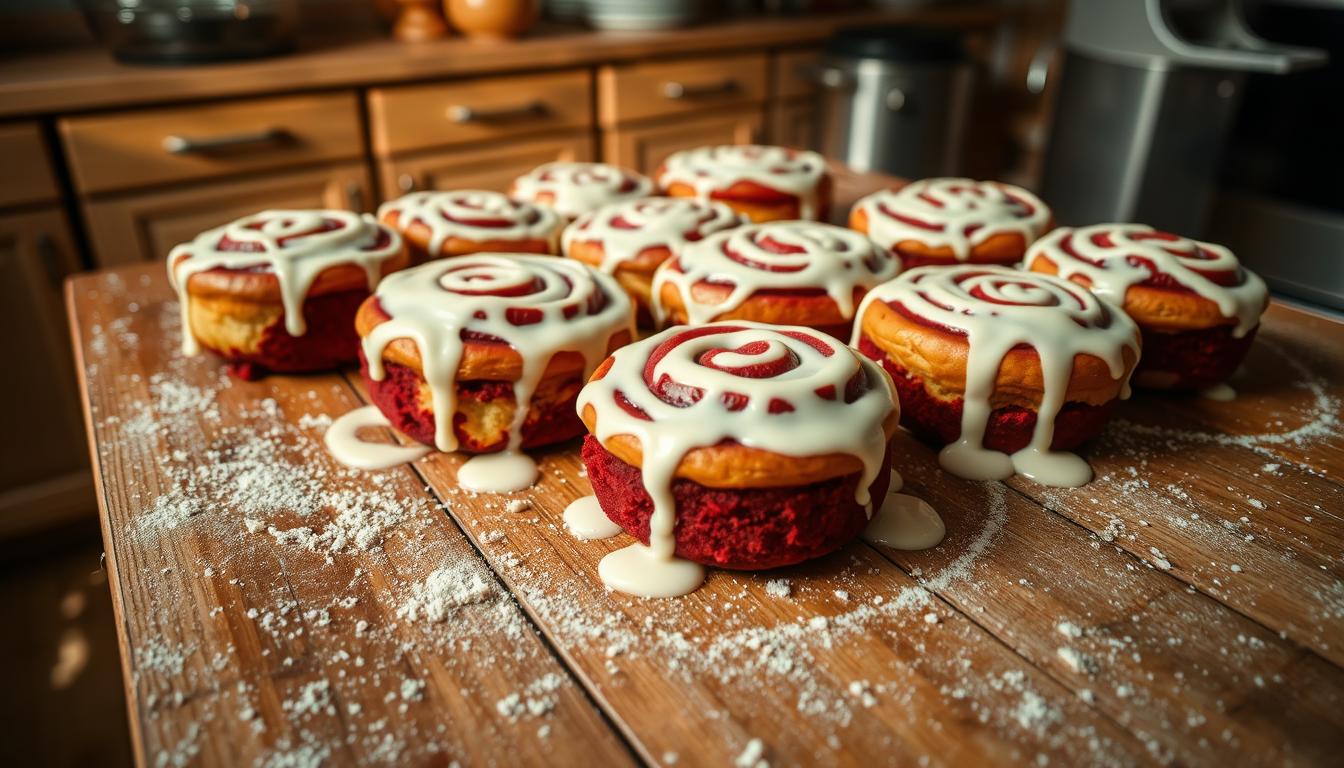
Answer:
[1040,0,1325,236]
[815,27,974,179]
[1209,1,1344,311]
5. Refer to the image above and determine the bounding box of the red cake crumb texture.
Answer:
[857,334,1116,453]
[357,349,585,452]
[1133,323,1257,390]
[582,436,891,570]
[207,288,368,381]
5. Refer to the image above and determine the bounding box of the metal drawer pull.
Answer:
[448,100,546,123]
[662,80,738,100]
[162,127,289,155]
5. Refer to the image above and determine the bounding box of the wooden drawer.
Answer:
[369,70,592,157]
[773,49,822,100]
[603,108,762,175]
[769,98,820,152]
[0,123,59,208]
[598,53,767,127]
[60,93,362,195]
[83,162,372,267]
[379,132,593,200]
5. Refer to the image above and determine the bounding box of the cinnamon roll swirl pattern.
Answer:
[510,162,654,220]
[1025,224,1267,391]
[353,255,633,491]
[850,178,1051,267]
[657,145,831,222]
[854,266,1140,487]
[578,322,899,596]
[168,209,407,378]
[378,190,561,262]
[652,221,900,337]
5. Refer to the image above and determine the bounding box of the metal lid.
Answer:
[824,26,968,64]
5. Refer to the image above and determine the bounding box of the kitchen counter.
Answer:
[0,7,1003,118]
[65,168,1344,766]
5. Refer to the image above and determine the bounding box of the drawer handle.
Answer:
[162,127,289,155]
[448,100,546,123]
[662,80,738,100]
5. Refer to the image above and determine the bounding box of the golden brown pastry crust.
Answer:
[661,175,833,224]
[1026,253,1235,333]
[379,208,557,262]
[856,297,1138,410]
[565,239,671,314]
[402,367,585,450]
[355,296,633,383]
[849,205,1041,265]
[178,247,411,355]
[579,358,901,489]
[655,277,865,330]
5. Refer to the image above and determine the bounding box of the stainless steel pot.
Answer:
[814,27,973,178]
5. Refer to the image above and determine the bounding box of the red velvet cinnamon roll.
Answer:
[377,190,562,263]
[656,145,832,223]
[562,197,744,324]
[577,322,900,595]
[652,221,901,339]
[853,265,1140,487]
[1025,224,1268,392]
[356,255,632,468]
[168,209,408,380]
[850,178,1052,267]
[510,162,655,220]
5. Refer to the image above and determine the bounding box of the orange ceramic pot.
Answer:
[445,0,538,38]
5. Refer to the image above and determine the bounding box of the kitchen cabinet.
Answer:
[0,208,90,538]
[378,134,593,199]
[60,93,364,195]
[83,163,373,266]
[603,109,763,174]
[769,98,820,151]
[769,49,823,150]
[598,54,768,126]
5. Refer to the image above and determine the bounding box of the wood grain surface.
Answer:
[66,171,1344,766]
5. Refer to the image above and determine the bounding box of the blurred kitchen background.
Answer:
[0,0,1336,763]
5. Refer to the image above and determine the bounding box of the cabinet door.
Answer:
[82,163,373,267]
[769,97,821,152]
[378,132,594,199]
[603,109,763,175]
[0,208,91,535]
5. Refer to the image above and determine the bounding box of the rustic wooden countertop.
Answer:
[67,170,1344,766]
[0,7,1003,119]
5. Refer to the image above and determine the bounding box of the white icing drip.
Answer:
[457,452,540,493]
[511,162,654,220]
[377,190,561,256]
[562,495,622,540]
[650,221,901,327]
[657,145,827,220]
[864,492,945,551]
[325,405,432,470]
[854,265,1139,488]
[578,322,897,597]
[562,197,743,275]
[362,255,632,488]
[168,209,401,355]
[1201,383,1237,402]
[855,178,1051,261]
[1025,223,1269,338]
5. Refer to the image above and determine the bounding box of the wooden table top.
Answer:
[67,176,1344,767]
